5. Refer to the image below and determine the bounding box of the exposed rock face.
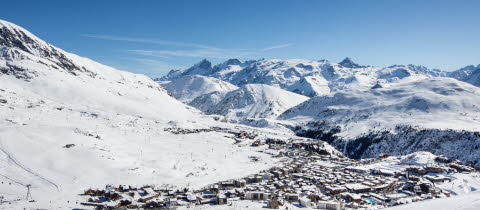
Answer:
[0,21,86,76]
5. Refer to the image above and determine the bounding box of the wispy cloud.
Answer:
[127,43,293,59]
[81,34,216,49]
[261,43,293,51]
[83,34,293,59]
[128,49,255,59]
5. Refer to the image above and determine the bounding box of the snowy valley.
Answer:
[1,18,480,210]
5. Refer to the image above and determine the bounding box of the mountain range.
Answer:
[158,56,480,164]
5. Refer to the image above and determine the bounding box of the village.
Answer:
[80,129,478,210]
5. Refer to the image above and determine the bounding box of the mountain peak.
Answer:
[179,59,214,76]
[195,59,212,69]
[224,58,242,66]
[0,19,48,55]
[339,57,363,68]
[0,19,87,76]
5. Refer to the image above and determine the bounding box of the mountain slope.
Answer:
[450,65,480,87]
[203,84,309,121]
[279,78,480,163]
[0,19,281,208]
[286,73,330,97]
[161,74,238,103]
[449,65,477,81]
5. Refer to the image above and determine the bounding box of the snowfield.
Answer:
[280,77,480,138]
[198,84,309,121]
[387,191,480,210]
[162,74,238,103]
[279,78,480,163]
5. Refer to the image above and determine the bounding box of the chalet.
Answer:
[372,169,395,176]
[406,167,426,175]
[220,181,235,188]
[317,201,343,210]
[202,191,216,199]
[246,191,271,200]
[186,193,196,202]
[166,198,178,207]
[339,192,362,203]
[424,166,446,173]
[299,197,312,207]
[216,194,227,205]
[345,184,370,193]
[449,163,474,172]
[234,179,247,188]
[324,185,348,195]
[284,193,299,202]
[424,175,451,183]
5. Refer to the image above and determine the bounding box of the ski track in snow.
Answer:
[0,140,60,192]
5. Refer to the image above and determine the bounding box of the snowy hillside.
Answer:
[161,74,238,103]
[279,78,480,163]
[388,191,480,210]
[286,73,330,97]
[201,84,309,121]
[0,19,288,209]
[280,78,480,133]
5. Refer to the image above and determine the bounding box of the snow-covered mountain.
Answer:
[338,57,366,68]
[161,74,238,103]
[0,20,200,120]
[0,19,287,208]
[279,77,480,163]
[286,73,330,97]
[158,58,449,97]
[450,64,480,87]
[200,84,309,121]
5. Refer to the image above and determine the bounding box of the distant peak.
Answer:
[194,59,212,69]
[224,58,242,66]
[371,82,383,89]
[339,57,364,68]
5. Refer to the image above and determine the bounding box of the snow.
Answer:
[0,19,290,209]
[388,191,480,210]
[348,152,438,174]
[161,74,238,103]
[277,77,480,162]
[287,73,330,97]
[203,84,309,121]
[280,77,480,137]
[436,173,480,195]
[450,64,480,87]
[159,58,448,97]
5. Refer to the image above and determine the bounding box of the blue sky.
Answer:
[1,0,479,77]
